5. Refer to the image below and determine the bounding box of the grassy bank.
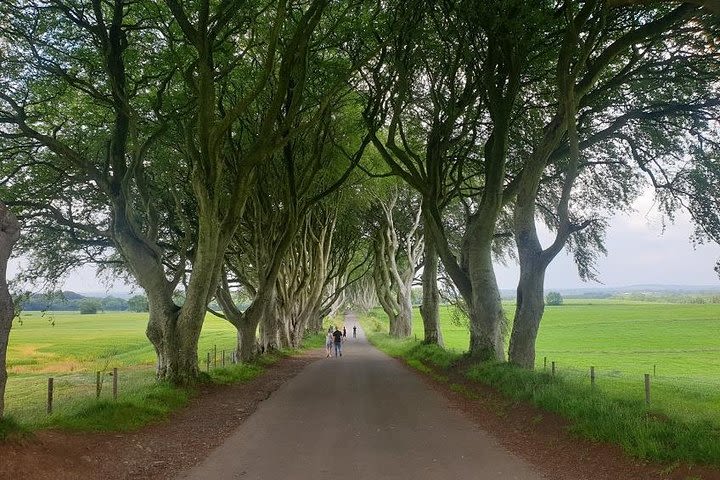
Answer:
[361,305,720,465]
[367,302,720,426]
[2,311,323,437]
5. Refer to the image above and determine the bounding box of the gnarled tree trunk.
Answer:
[372,193,423,338]
[466,222,506,361]
[509,60,583,368]
[0,202,20,418]
[419,213,443,346]
[508,254,547,368]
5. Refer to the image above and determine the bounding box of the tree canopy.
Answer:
[1,0,718,393]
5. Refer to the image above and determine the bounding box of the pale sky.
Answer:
[495,191,720,290]
[8,191,720,293]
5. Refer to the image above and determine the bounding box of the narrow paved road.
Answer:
[179,315,544,480]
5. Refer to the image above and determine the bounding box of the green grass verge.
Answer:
[366,303,720,428]
[43,382,190,432]
[358,317,461,382]
[0,415,27,440]
[360,311,720,466]
[4,311,325,434]
[465,362,720,464]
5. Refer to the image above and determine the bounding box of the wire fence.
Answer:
[536,357,720,388]
[6,366,158,422]
[533,356,720,422]
[5,343,241,423]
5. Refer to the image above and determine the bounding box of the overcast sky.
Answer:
[496,191,720,290]
[8,190,720,294]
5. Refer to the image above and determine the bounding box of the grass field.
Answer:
[5,311,245,428]
[369,301,720,423]
[396,300,720,375]
[363,300,720,464]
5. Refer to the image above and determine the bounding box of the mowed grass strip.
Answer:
[361,300,720,465]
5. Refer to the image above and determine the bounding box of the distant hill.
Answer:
[501,284,720,300]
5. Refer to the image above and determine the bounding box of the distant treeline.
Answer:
[20,291,149,312]
[611,293,720,304]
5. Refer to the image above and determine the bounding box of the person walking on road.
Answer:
[352,325,357,338]
[332,327,343,357]
[343,326,347,338]
[325,331,333,358]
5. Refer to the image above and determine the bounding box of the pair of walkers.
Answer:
[326,326,344,358]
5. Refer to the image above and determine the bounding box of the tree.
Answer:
[274,207,338,347]
[0,201,20,418]
[127,295,149,312]
[345,276,378,313]
[101,296,127,311]
[0,0,191,383]
[545,292,563,306]
[0,0,380,385]
[363,0,546,358]
[79,298,101,314]
[507,2,720,368]
[371,186,423,338]
[212,92,372,359]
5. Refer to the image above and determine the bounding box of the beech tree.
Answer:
[363,0,550,358]
[0,0,380,384]
[364,0,720,363]
[344,276,378,313]
[508,2,720,367]
[681,153,720,277]
[371,186,423,337]
[0,0,193,382]
[148,0,344,383]
[0,202,20,418]
[211,85,371,358]
[273,208,337,347]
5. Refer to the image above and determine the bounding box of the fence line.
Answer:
[540,363,720,388]
[532,358,720,411]
[6,343,242,421]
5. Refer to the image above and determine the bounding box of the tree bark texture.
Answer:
[0,202,20,418]
[467,221,506,362]
[419,217,443,346]
[507,252,547,368]
[372,195,422,338]
[278,213,334,348]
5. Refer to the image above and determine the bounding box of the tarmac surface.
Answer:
[178,314,544,480]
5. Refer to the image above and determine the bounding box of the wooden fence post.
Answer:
[590,366,595,388]
[644,374,651,405]
[206,352,211,372]
[551,361,556,376]
[47,377,54,414]
[214,345,217,368]
[96,371,101,398]
[112,368,118,400]
[543,357,547,370]
[222,349,226,367]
